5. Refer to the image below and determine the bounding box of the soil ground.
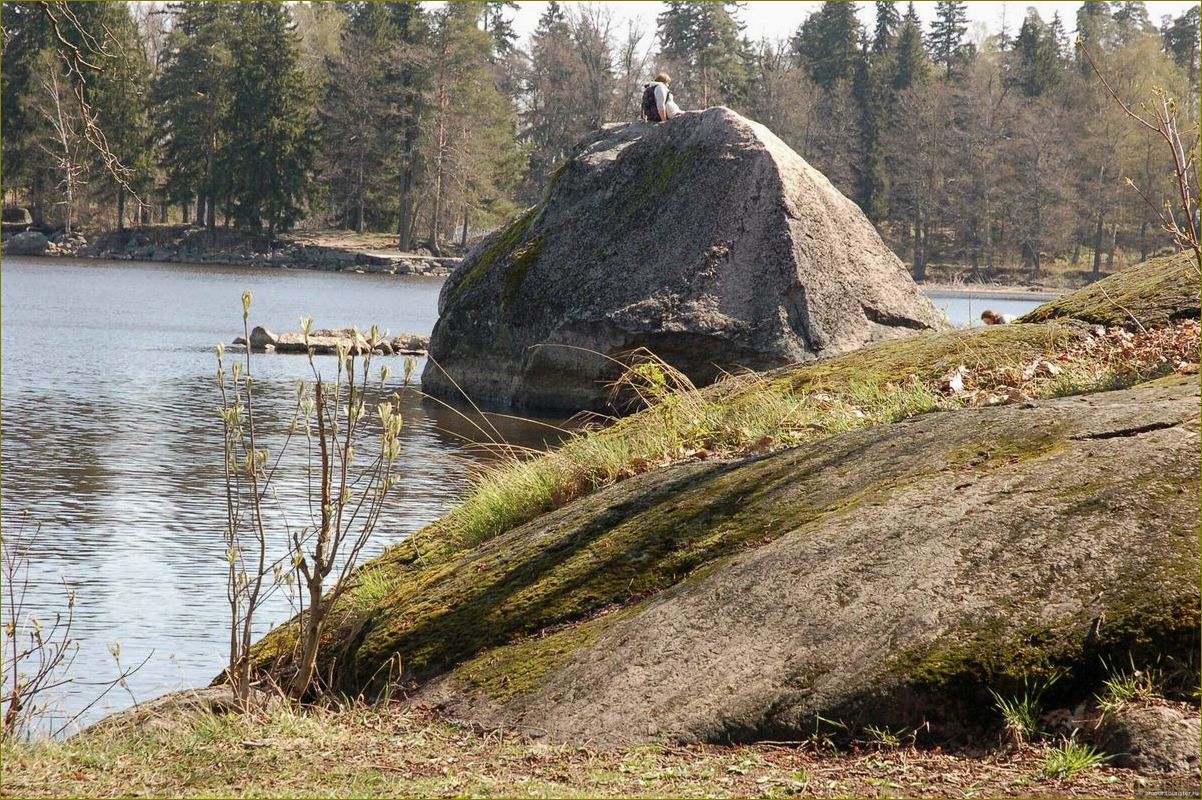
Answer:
[2,704,1187,799]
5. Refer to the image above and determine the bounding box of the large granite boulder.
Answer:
[423,107,946,412]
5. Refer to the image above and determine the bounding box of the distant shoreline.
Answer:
[1,226,462,277]
[9,251,1068,300]
[919,284,1062,301]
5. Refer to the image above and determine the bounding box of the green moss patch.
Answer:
[1020,251,1200,329]
[452,204,541,300]
[501,236,545,308]
[452,605,638,703]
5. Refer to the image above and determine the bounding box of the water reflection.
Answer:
[1,257,566,730]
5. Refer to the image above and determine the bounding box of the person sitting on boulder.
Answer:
[981,309,1016,325]
[642,72,681,123]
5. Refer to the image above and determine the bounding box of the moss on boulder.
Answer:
[1020,250,1199,328]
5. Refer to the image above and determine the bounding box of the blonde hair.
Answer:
[655,72,671,84]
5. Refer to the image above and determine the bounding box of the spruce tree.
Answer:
[481,1,519,55]
[892,3,931,90]
[523,2,584,191]
[1048,12,1070,60]
[855,33,891,220]
[792,2,862,89]
[1,3,54,216]
[928,0,969,77]
[1013,9,1061,97]
[318,25,393,232]
[224,3,316,232]
[86,2,154,227]
[153,2,236,229]
[873,1,902,54]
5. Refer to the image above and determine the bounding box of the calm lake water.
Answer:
[0,256,1050,731]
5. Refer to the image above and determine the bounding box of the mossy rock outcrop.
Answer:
[250,255,1200,746]
[1020,250,1199,328]
[252,378,1199,745]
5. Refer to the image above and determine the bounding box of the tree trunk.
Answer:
[396,85,421,251]
[460,206,469,249]
[398,162,416,251]
[290,585,323,699]
[911,208,925,281]
[117,187,126,231]
[1092,211,1105,278]
[428,106,446,257]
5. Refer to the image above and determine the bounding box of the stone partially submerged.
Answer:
[233,325,429,356]
[423,107,945,412]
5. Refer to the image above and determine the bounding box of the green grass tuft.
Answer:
[1096,654,1164,716]
[349,565,401,610]
[1040,738,1110,779]
[989,671,1062,744]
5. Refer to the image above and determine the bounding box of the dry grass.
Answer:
[1,702,1168,799]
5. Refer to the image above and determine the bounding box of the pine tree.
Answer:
[385,2,431,250]
[1012,9,1061,97]
[1112,1,1153,43]
[224,3,316,232]
[1161,7,1200,94]
[1076,1,1115,64]
[928,0,969,77]
[422,2,520,254]
[873,1,902,54]
[792,2,862,89]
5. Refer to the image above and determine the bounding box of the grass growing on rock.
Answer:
[451,204,542,300]
[428,317,1198,560]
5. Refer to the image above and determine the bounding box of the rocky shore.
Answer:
[0,226,460,277]
[234,325,430,356]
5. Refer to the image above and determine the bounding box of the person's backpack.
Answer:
[642,82,671,122]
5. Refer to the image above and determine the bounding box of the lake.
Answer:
[0,256,1052,731]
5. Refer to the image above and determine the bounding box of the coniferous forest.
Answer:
[2,1,1198,278]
